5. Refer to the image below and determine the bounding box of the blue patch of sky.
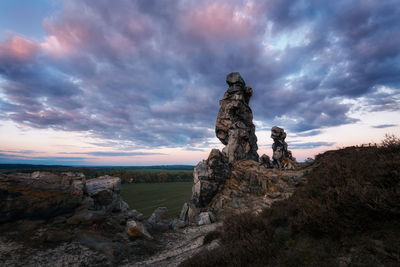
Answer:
[0,0,60,41]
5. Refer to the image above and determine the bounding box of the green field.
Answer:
[120,182,193,219]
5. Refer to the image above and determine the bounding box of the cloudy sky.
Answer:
[0,0,399,165]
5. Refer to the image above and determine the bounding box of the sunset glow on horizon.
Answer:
[0,0,399,166]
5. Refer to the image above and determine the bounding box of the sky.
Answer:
[0,0,399,166]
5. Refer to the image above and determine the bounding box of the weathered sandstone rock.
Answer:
[148,207,170,232]
[0,172,85,222]
[216,72,258,163]
[170,219,186,230]
[126,220,153,240]
[86,175,122,211]
[259,154,272,168]
[180,202,199,224]
[192,149,230,208]
[208,160,305,219]
[271,126,297,170]
[198,212,215,226]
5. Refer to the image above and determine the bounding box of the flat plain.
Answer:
[121,181,193,218]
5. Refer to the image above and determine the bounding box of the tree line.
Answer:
[0,165,194,183]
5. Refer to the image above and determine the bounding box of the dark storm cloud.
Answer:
[295,130,322,137]
[0,0,399,148]
[288,141,335,150]
[372,124,398,129]
[0,152,87,165]
[61,151,165,156]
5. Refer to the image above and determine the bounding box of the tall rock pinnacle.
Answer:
[271,126,297,169]
[215,72,259,163]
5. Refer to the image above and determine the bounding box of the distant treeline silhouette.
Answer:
[0,165,194,183]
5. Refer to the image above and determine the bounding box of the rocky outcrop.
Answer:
[0,172,85,222]
[188,73,259,212]
[209,160,306,218]
[181,73,306,226]
[271,126,297,170]
[216,72,258,163]
[0,171,153,266]
[86,175,124,212]
[192,149,230,208]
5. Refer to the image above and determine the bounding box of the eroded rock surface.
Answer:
[181,73,306,226]
[0,172,85,222]
[209,160,307,219]
[216,72,259,163]
[191,149,230,208]
[271,126,298,170]
[0,172,154,266]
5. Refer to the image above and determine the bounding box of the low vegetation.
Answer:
[182,135,400,266]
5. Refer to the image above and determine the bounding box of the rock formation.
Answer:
[181,73,306,226]
[191,149,230,208]
[190,72,259,210]
[216,72,259,163]
[0,171,151,265]
[271,126,297,170]
[259,154,272,168]
[0,172,128,223]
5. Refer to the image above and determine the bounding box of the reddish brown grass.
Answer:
[181,137,400,266]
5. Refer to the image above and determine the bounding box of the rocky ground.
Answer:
[125,222,221,267]
[0,162,308,266]
[0,218,221,267]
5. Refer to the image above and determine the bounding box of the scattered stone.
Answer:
[66,209,106,225]
[117,199,129,212]
[180,202,199,224]
[148,207,170,232]
[170,219,186,230]
[126,209,144,221]
[216,72,259,163]
[126,220,153,240]
[198,212,215,226]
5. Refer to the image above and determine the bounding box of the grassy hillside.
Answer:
[121,182,193,218]
[182,136,400,266]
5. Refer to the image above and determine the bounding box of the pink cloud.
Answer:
[182,1,255,42]
[0,36,39,61]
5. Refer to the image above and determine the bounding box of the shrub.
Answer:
[181,137,400,266]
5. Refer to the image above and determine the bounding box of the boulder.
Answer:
[126,220,153,240]
[192,149,230,207]
[86,175,121,211]
[180,202,199,224]
[148,207,170,232]
[198,212,215,226]
[216,72,258,163]
[170,219,186,230]
[126,209,144,221]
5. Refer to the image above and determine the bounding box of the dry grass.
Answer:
[181,136,400,266]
